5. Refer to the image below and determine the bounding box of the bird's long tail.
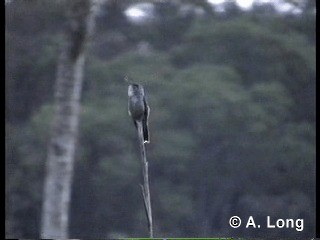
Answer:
[142,119,149,143]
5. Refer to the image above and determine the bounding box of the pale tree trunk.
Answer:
[41,0,99,238]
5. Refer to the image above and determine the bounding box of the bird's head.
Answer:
[128,83,144,97]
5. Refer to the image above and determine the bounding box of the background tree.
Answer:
[40,0,99,238]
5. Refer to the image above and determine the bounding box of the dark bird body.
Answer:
[128,83,150,143]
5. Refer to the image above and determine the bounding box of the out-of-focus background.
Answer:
[5,0,315,238]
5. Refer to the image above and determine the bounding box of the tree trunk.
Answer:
[40,1,98,238]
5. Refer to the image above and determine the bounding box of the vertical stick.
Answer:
[137,122,153,238]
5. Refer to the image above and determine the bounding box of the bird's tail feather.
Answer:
[143,120,149,143]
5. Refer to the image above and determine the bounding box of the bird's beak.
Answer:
[124,76,131,84]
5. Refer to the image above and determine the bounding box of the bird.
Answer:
[128,83,150,144]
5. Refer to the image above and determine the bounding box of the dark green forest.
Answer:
[5,0,315,238]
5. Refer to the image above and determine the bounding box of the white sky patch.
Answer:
[208,0,254,9]
[255,0,273,3]
[273,0,296,13]
[276,2,293,11]
[236,0,254,9]
[125,0,305,24]
[125,8,148,19]
[207,0,303,14]
[207,0,225,5]
[124,3,155,24]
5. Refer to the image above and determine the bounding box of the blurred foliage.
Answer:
[6,0,315,238]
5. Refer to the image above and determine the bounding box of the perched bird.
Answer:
[128,83,150,143]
